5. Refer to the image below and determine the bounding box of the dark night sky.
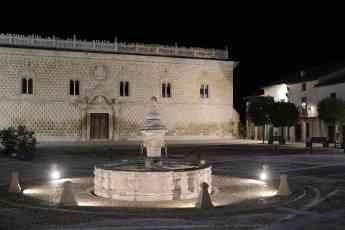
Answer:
[2,6,345,119]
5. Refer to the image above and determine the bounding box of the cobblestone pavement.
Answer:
[1,141,345,229]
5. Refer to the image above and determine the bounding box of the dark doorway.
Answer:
[295,123,302,142]
[90,113,109,139]
[328,125,335,143]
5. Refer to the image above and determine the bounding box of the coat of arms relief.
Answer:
[82,65,123,105]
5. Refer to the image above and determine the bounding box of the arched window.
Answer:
[162,81,172,98]
[21,78,33,94]
[205,84,209,98]
[120,81,129,96]
[75,80,80,95]
[162,83,166,97]
[69,80,74,95]
[69,80,80,96]
[200,83,209,98]
[166,83,171,98]
[22,78,27,94]
[28,79,33,94]
[120,81,124,96]
[125,81,129,96]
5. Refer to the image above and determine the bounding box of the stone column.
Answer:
[254,127,259,140]
[108,113,113,140]
[290,126,295,142]
[86,113,91,140]
[113,105,119,141]
[81,108,87,141]
[301,121,306,142]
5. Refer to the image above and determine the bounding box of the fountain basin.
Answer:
[94,159,212,201]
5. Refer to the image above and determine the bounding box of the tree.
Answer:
[0,125,36,160]
[318,97,345,143]
[247,96,274,143]
[318,97,345,125]
[270,102,299,128]
[270,102,299,141]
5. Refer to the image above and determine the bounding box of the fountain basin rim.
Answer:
[94,160,211,172]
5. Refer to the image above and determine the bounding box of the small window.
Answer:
[166,83,171,97]
[330,92,336,98]
[200,84,209,98]
[162,81,172,98]
[120,81,124,96]
[162,83,166,97]
[21,78,33,94]
[205,84,209,98]
[21,78,27,94]
[69,80,74,95]
[69,80,79,96]
[75,80,80,95]
[302,82,306,91]
[125,82,129,96]
[200,84,204,98]
[120,81,129,97]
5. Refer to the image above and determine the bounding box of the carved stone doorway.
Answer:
[90,113,109,140]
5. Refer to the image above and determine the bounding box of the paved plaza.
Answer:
[1,140,345,229]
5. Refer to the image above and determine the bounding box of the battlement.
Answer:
[0,33,229,60]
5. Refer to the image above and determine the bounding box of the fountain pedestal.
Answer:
[142,130,167,158]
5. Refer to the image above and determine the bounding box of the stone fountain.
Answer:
[20,99,278,207]
[94,97,212,201]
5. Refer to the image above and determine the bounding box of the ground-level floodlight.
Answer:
[50,164,61,180]
[259,164,270,181]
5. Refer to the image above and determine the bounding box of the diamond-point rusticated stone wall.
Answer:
[0,46,238,141]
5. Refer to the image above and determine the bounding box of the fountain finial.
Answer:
[142,96,166,131]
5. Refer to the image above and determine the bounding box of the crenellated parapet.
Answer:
[0,33,229,60]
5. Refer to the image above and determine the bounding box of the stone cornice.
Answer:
[0,46,235,68]
[0,33,229,60]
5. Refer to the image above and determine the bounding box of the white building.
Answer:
[248,68,345,143]
[0,34,239,142]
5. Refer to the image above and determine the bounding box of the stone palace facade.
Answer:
[0,34,238,142]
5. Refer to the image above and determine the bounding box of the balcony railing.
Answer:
[0,34,229,60]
